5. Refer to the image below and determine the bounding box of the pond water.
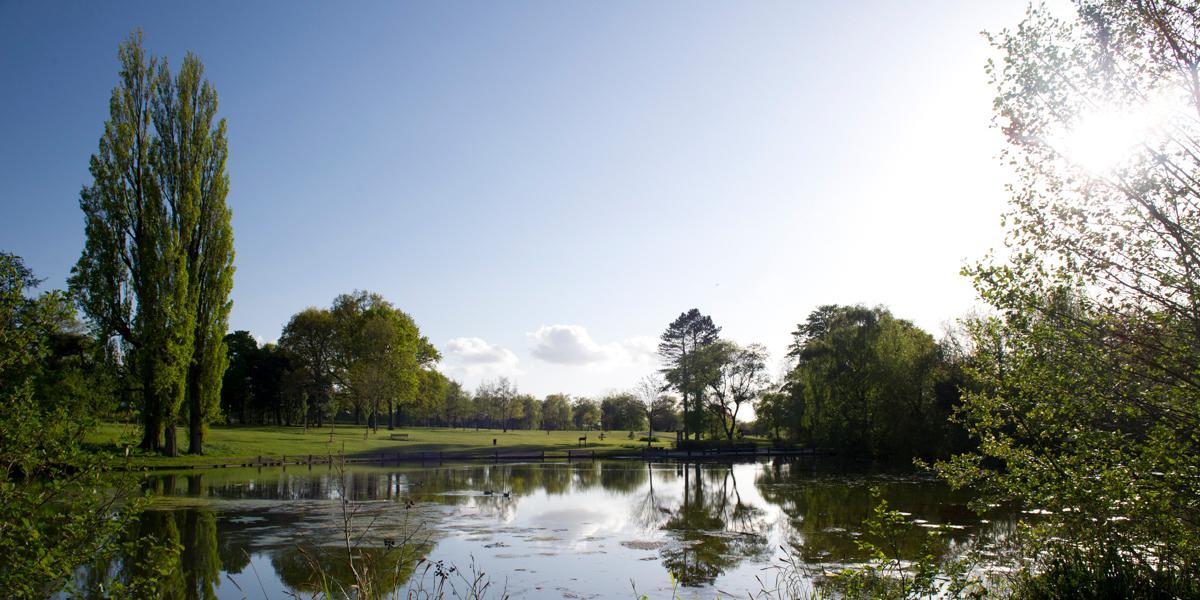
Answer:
[83,459,1015,599]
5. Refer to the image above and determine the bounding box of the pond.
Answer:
[80,458,1015,598]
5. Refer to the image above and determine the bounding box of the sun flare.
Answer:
[1050,97,1174,174]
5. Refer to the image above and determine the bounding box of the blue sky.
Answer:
[0,1,1028,397]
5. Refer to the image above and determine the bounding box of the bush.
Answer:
[1012,549,1200,600]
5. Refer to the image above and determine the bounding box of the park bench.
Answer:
[389,433,410,441]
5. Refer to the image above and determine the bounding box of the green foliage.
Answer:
[414,369,450,427]
[279,308,338,426]
[220,330,258,423]
[1009,546,1200,600]
[650,394,681,432]
[265,292,442,430]
[571,397,601,430]
[441,380,473,427]
[939,0,1200,592]
[775,305,962,459]
[600,392,646,431]
[759,488,984,600]
[330,290,439,431]
[831,490,944,599]
[69,31,234,456]
[474,377,520,431]
[514,393,541,429]
[658,308,721,439]
[541,393,573,431]
[704,341,769,442]
[0,253,151,598]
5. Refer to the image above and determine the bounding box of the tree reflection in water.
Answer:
[269,542,431,597]
[753,459,1011,567]
[78,458,1012,597]
[82,507,219,599]
[660,463,771,587]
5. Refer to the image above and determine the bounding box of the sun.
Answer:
[1049,96,1174,175]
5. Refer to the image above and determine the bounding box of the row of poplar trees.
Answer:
[69,33,234,456]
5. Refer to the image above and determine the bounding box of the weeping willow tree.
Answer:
[940,1,1200,592]
[70,32,234,456]
[781,305,954,459]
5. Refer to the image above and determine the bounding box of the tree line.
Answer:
[218,331,680,435]
[652,305,970,459]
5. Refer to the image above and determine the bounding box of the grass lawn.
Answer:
[86,422,677,468]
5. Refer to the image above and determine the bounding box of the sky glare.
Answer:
[0,1,1029,397]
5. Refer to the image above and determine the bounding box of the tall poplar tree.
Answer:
[70,32,233,455]
[155,52,234,455]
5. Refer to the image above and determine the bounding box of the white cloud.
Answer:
[528,325,658,368]
[441,337,521,380]
[619,335,659,364]
[529,325,607,365]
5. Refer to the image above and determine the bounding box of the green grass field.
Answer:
[86,423,677,468]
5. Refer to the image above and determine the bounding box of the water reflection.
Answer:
[659,464,771,586]
[88,459,1013,598]
[755,460,1007,565]
[80,508,221,600]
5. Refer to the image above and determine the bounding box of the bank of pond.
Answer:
[66,459,1017,598]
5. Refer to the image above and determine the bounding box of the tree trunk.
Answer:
[140,364,161,452]
[141,412,160,453]
[187,364,204,455]
[188,409,204,455]
[164,423,178,457]
[682,390,690,441]
[387,398,394,430]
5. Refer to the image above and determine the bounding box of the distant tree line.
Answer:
[219,301,682,434]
